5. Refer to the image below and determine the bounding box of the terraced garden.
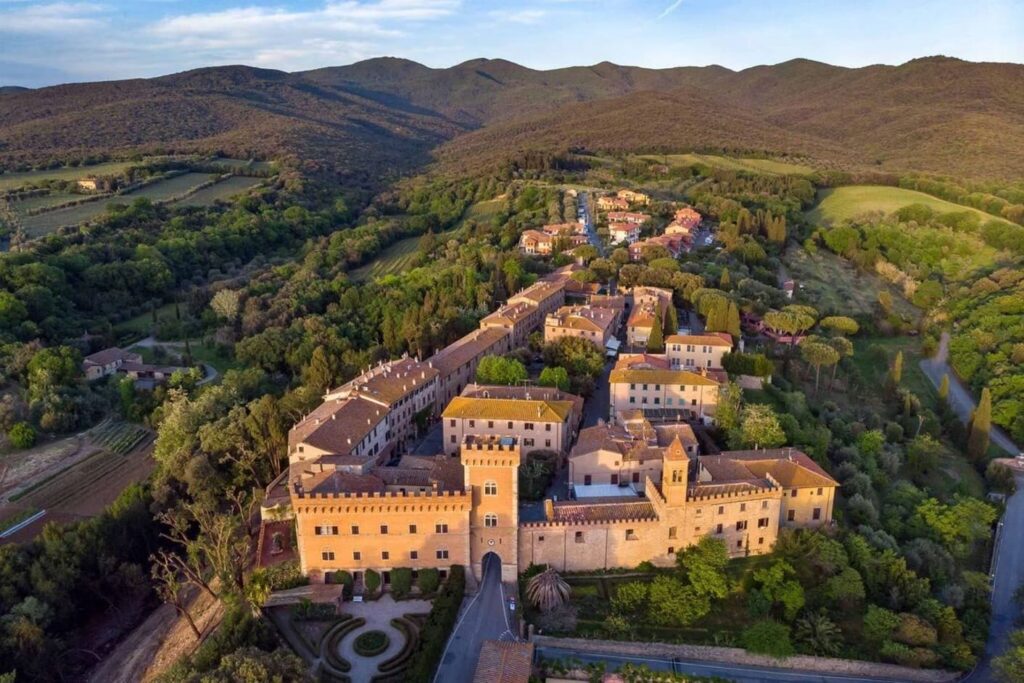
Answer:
[89,419,151,455]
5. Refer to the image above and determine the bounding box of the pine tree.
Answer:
[938,374,950,401]
[968,388,992,463]
[647,310,665,352]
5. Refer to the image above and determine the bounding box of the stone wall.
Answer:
[532,636,961,683]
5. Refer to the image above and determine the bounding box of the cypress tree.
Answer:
[720,268,731,290]
[665,305,679,336]
[889,351,903,387]
[647,310,665,352]
[726,301,741,339]
[968,387,992,463]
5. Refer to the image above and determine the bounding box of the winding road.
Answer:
[433,553,515,683]
[919,332,1019,455]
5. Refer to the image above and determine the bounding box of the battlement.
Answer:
[519,515,660,530]
[462,435,519,451]
[294,488,470,501]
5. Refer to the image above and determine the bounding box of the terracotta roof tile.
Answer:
[473,641,534,683]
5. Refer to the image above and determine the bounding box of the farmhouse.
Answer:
[518,229,553,255]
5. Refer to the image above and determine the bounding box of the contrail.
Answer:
[658,0,683,19]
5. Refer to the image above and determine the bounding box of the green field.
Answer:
[349,198,504,282]
[637,153,815,176]
[169,175,261,208]
[782,247,919,320]
[807,185,1009,226]
[0,160,142,191]
[9,191,80,215]
[129,172,218,202]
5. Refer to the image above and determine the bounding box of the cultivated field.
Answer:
[638,153,815,176]
[169,175,261,208]
[0,420,154,544]
[129,172,219,202]
[807,185,1009,226]
[9,191,80,215]
[0,160,141,191]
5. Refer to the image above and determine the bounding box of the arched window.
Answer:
[484,481,497,496]
[484,514,498,528]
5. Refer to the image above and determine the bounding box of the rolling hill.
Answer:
[1,56,1023,182]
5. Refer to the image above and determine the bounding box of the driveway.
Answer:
[434,553,515,683]
[920,332,1019,455]
[536,647,945,683]
[578,192,605,257]
[965,473,1024,682]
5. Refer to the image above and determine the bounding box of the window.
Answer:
[736,520,748,531]
[630,383,635,390]
[668,547,675,555]
[322,551,335,561]
[817,487,824,495]
[410,551,418,560]
[485,514,498,528]
[409,524,417,534]
[694,526,701,533]
[740,503,746,512]
[545,424,552,432]
[484,481,497,495]
[382,551,390,560]
[717,506,724,515]
[762,500,769,509]
[787,510,796,522]
[791,489,798,498]
[737,540,743,548]
[538,535,545,542]
[813,508,822,520]
[626,529,637,541]
[632,472,640,483]
[695,508,702,516]
[642,384,648,390]
[380,525,388,534]
[668,526,677,539]
[353,551,361,560]
[758,537,764,545]
[575,531,584,544]
[611,474,619,485]
[716,524,723,534]
[545,439,551,448]
[584,475,592,485]
[351,525,360,535]
[487,420,494,428]
[758,517,769,528]
[315,526,339,536]
[629,396,636,404]
[524,438,534,447]
[450,435,456,443]
[449,419,455,427]
[525,422,534,431]
[654,397,661,405]
[436,549,449,560]
[671,469,683,483]
[469,420,475,428]
[507,421,513,429]
[436,523,449,534]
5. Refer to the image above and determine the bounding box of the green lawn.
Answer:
[113,302,179,337]
[169,176,262,208]
[128,339,239,375]
[0,160,142,191]
[637,153,815,176]
[807,186,1010,226]
[782,247,919,321]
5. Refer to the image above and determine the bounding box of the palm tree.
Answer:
[795,611,842,656]
[526,568,572,612]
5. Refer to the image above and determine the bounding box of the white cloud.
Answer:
[489,8,546,24]
[0,2,106,33]
[657,0,683,20]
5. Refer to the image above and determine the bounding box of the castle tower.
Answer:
[461,435,521,582]
[662,435,690,506]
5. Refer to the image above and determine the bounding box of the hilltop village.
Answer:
[258,190,838,589]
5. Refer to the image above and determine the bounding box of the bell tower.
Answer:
[662,435,690,506]
[461,435,520,582]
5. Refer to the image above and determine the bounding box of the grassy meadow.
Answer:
[0,161,141,191]
[169,176,261,208]
[638,153,815,176]
[807,185,1008,226]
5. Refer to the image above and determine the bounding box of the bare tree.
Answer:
[151,550,202,640]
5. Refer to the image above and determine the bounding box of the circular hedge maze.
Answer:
[354,630,389,657]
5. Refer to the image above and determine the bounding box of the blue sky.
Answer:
[2,0,1023,87]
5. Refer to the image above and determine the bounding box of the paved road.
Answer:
[920,332,1019,455]
[537,647,938,683]
[434,553,515,683]
[965,473,1024,682]
[577,192,605,257]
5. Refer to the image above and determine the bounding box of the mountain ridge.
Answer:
[1,56,1023,181]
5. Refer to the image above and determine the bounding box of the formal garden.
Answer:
[268,565,466,683]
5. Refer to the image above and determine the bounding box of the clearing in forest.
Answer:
[807,185,1009,226]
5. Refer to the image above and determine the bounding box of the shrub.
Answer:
[391,568,413,599]
[535,604,578,633]
[417,568,440,595]
[365,569,381,597]
[610,581,648,616]
[378,617,421,675]
[741,620,794,658]
[7,422,36,449]
[354,630,390,657]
